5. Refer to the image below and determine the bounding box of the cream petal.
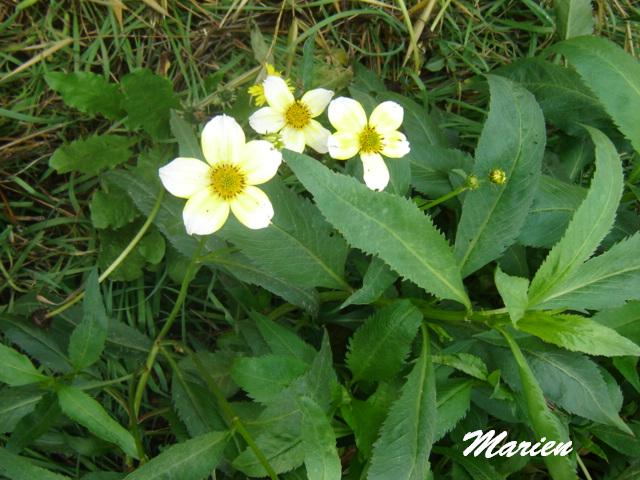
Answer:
[240,140,282,185]
[381,131,411,158]
[230,186,274,229]
[301,88,334,117]
[303,119,331,154]
[201,115,245,166]
[281,126,306,153]
[182,189,230,235]
[360,152,389,191]
[248,106,286,134]
[369,101,404,133]
[328,97,367,133]
[263,76,294,112]
[158,157,211,199]
[327,131,360,160]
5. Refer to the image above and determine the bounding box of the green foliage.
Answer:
[231,354,308,403]
[341,256,397,308]
[299,396,342,480]
[495,267,529,325]
[554,0,594,39]
[0,343,48,386]
[434,379,472,441]
[49,135,134,176]
[0,448,71,480]
[90,188,138,229]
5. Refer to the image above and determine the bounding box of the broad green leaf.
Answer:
[121,69,179,139]
[533,233,640,310]
[517,311,640,357]
[592,423,640,458]
[0,387,43,433]
[45,71,124,120]
[286,151,470,308]
[454,75,546,277]
[124,431,228,480]
[90,188,138,229]
[49,135,134,176]
[592,301,640,345]
[6,393,61,453]
[434,379,473,441]
[232,355,308,403]
[57,386,138,459]
[554,0,593,39]
[613,356,640,393]
[432,353,488,380]
[346,300,422,382]
[97,223,148,281]
[0,448,71,480]
[169,110,201,158]
[552,36,640,153]
[299,397,341,480]
[137,227,166,264]
[501,331,577,480]
[368,327,436,480]
[68,269,108,370]
[341,256,397,308]
[0,343,47,386]
[495,267,529,325]
[172,373,225,438]
[528,127,623,307]
[253,313,317,364]
[408,144,472,198]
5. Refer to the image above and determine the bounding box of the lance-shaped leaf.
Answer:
[495,267,529,325]
[286,151,470,309]
[0,344,48,386]
[341,256,397,308]
[454,75,546,277]
[0,448,71,480]
[299,397,341,480]
[554,0,593,39]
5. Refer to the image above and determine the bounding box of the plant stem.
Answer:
[418,185,468,210]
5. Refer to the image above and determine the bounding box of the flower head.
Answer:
[247,64,293,107]
[327,98,410,191]
[159,115,282,235]
[249,76,334,153]
[489,168,507,185]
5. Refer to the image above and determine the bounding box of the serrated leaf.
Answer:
[341,256,397,308]
[49,135,134,176]
[253,312,317,364]
[171,374,225,438]
[432,353,488,380]
[0,344,47,386]
[90,188,138,229]
[408,145,473,198]
[592,301,640,345]
[454,75,546,277]
[121,69,179,139]
[552,36,640,153]
[232,355,308,403]
[528,127,623,307]
[0,448,71,480]
[45,71,125,120]
[286,151,470,309]
[346,300,422,382]
[434,379,473,441]
[299,397,341,480]
[555,0,593,39]
[124,431,228,480]
[6,393,61,453]
[495,267,529,325]
[432,446,505,480]
[368,327,436,480]
[517,311,640,357]
[57,386,138,459]
[0,387,43,434]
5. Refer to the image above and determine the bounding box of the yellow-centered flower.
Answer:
[247,64,293,107]
[158,115,282,235]
[249,76,334,153]
[327,98,410,191]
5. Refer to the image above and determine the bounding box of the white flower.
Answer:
[249,76,334,154]
[327,98,410,191]
[158,115,281,235]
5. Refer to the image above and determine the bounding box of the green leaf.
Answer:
[517,311,640,357]
[500,330,577,480]
[0,343,47,386]
[495,267,529,325]
[432,353,488,380]
[68,269,108,370]
[0,448,71,480]
[49,135,134,176]
[592,301,640,345]
[138,227,166,265]
[171,372,225,438]
[299,397,341,480]
[286,151,470,309]
[528,127,623,307]
[431,446,505,480]
[232,355,309,403]
[57,386,138,459]
[408,145,472,198]
[6,393,61,453]
[45,71,125,120]
[124,431,228,480]
[341,256,397,308]
[169,110,201,158]
[434,379,473,441]
[121,69,179,139]
[368,327,436,480]
[554,0,593,39]
[97,223,147,281]
[552,36,640,153]
[90,188,138,229]
[454,75,546,277]
[253,313,317,364]
[346,300,422,382]
[0,387,43,433]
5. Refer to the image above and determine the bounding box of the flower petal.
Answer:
[360,152,389,191]
[230,185,274,229]
[158,157,211,199]
[263,76,294,112]
[328,97,367,133]
[240,140,282,185]
[381,131,410,158]
[303,119,330,154]
[369,101,404,133]
[281,126,306,153]
[201,115,245,166]
[301,88,334,117]
[327,132,359,160]
[249,106,285,134]
[182,189,230,235]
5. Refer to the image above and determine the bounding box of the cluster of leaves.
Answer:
[2,6,640,480]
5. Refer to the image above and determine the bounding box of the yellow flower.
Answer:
[158,115,282,235]
[249,76,334,153]
[489,168,507,185]
[247,64,293,107]
[327,98,410,191]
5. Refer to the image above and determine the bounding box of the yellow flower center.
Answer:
[285,101,311,129]
[359,126,383,153]
[210,163,246,200]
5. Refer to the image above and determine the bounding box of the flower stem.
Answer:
[417,185,468,211]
